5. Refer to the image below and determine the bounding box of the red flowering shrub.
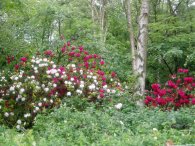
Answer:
[0,41,122,130]
[145,68,195,110]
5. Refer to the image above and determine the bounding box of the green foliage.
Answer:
[0,103,195,146]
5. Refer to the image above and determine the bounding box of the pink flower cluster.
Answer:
[144,68,195,110]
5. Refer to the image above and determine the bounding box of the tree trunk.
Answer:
[135,0,149,95]
[125,0,137,72]
[99,0,107,44]
[91,0,95,23]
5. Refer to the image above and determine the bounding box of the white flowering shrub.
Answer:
[0,41,122,129]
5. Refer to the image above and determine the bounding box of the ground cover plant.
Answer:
[0,103,195,146]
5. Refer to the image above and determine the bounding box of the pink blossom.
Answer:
[151,83,160,92]
[100,93,104,98]
[75,53,81,57]
[84,62,89,69]
[191,98,195,105]
[184,77,193,84]
[144,99,150,105]
[68,52,75,57]
[61,47,66,53]
[156,97,167,106]
[178,68,188,73]
[167,80,177,89]
[111,72,116,78]
[15,64,20,70]
[146,96,153,102]
[20,57,27,62]
[79,46,84,52]
[44,50,53,56]
[71,46,76,50]
[100,60,105,65]
[158,89,166,97]
[67,41,71,46]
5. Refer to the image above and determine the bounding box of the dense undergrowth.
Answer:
[0,102,195,146]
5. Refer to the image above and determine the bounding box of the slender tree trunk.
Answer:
[58,19,61,37]
[125,0,136,72]
[91,0,95,23]
[135,0,149,95]
[99,0,107,44]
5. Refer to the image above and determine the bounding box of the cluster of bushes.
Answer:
[145,68,195,110]
[0,41,122,129]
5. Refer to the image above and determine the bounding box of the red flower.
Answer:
[6,56,11,64]
[176,79,181,85]
[20,57,27,62]
[183,69,189,73]
[111,72,116,78]
[184,77,193,84]
[175,102,181,107]
[165,97,174,102]
[44,50,53,56]
[158,89,166,97]
[68,52,75,57]
[146,96,153,102]
[84,51,89,55]
[61,47,66,53]
[191,98,195,105]
[151,83,160,92]
[156,97,167,106]
[79,46,84,52]
[102,82,106,86]
[100,93,104,98]
[84,62,89,69]
[152,102,157,107]
[74,53,81,57]
[166,89,172,93]
[100,60,105,65]
[15,64,20,70]
[67,41,71,46]
[97,70,105,76]
[178,68,188,73]
[93,54,98,58]
[178,89,187,98]
[71,46,76,50]
[178,68,184,73]
[144,99,150,105]
[99,89,104,93]
[83,56,90,62]
[167,80,177,89]
[102,76,106,81]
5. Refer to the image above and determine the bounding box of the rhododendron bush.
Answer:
[0,41,122,129]
[145,68,195,110]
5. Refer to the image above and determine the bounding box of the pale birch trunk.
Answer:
[125,0,137,72]
[91,0,95,23]
[99,0,107,44]
[136,0,149,95]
